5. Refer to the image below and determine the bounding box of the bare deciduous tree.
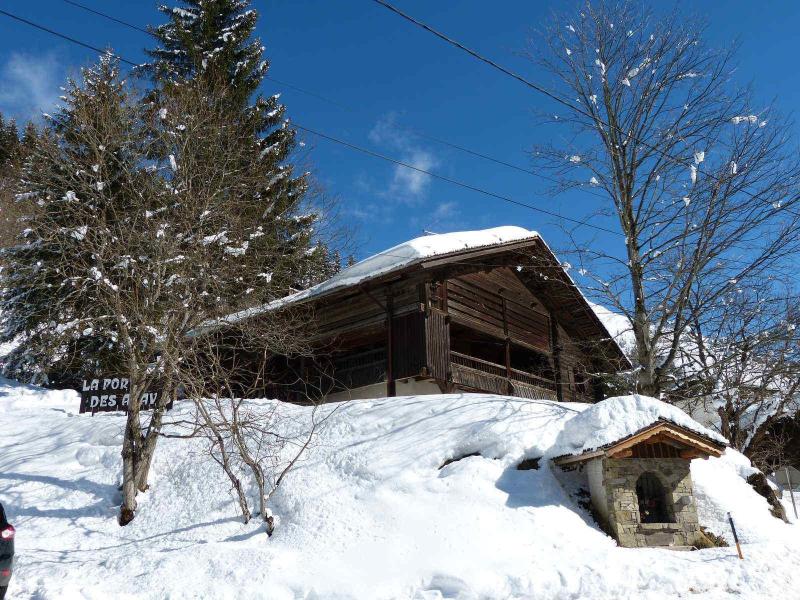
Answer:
[168,325,336,534]
[2,57,332,525]
[531,1,800,397]
[671,286,800,467]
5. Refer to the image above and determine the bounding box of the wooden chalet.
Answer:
[230,227,629,403]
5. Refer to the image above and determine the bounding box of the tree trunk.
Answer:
[119,382,173,525]
[119,409,139,526]
[133,386,173,492]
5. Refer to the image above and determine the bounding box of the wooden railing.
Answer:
[509,367,558,392]
[333,347,386,390]
[450,351,506,378]
[450,351,558,398]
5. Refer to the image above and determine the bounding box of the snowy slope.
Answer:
[1,380,799,599]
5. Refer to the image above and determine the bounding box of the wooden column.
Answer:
[550,315,563,402]
[502,297,513,396]
[386,294,396,397]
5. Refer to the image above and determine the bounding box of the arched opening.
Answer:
[636,472,674,523]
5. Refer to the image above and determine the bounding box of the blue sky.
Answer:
[1,0,799,261]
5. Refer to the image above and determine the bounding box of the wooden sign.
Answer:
[79,376,172,414]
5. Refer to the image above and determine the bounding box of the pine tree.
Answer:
[0,55,141,384]
[142,0,324,304]
[0,115,24,247]
[0,114,19,166]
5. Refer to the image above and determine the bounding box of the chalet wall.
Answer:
[326,377,441,402]
[446,269,551,354]
[327,381,387,402]
[556,322,596,403]
[300,263,614,404]
[314,283,422,344]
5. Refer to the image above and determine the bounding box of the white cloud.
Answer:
[433,201,457,219]
[0,53,63,121]
[390,149,437,199]
[369,112,439,202]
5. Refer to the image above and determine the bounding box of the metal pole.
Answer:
[727,512,744,560]
[785,467,798,520]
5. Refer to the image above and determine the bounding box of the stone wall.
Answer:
[601,457,701,548]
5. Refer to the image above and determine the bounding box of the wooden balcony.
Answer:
[328,347,560,402]
[450,351,558,401]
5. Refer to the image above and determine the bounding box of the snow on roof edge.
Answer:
[212,226,539,327]
[530,235,630,365]
[549,394,728,459]
[551,418,727,462]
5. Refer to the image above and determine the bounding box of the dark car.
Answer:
[0,503,13,600]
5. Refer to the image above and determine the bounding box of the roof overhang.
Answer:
[552,419,727,466]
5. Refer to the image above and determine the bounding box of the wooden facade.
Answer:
[255,234,629,404]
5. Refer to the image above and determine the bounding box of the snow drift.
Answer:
[1,380,799,599]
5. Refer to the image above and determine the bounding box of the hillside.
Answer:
[1,378,798,599]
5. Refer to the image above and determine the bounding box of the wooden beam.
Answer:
[552,421,726,466]
[552,449,605,466]
[502,297,512,395]
[550,316,563,402]
[418,240,537,269]
[679,450,704,460]
[386,294,395,397]
[609,448,633,459]
[358,285,386,312]
[604,424,724,458]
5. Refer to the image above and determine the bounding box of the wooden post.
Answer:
[502,297,512,395]
[727,512,744,559]
[785,467,798,520]
[549,316,563,402]
[386,294,395,397]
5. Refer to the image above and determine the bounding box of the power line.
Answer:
[369,0,800,216]
[56,0,608,199]
[60,1,356,111]
[0,8,138,67]
[292,123,621,236]
[62,0,150,35]
[0,5,620,236]
[369,0,574,112]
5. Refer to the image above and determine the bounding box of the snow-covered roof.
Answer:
[208,226,629,366]
[550,394,728,458]
[587,302,635,358]
[220,226,539,325]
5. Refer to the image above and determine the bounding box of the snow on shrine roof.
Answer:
[220,226,539,324]
[550,394,728,459]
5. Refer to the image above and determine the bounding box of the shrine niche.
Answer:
[554,419,726,548]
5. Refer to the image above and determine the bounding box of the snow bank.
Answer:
[1,382,798,599]
[220,226,537,324]
[551,394,728,457]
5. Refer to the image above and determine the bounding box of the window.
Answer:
[635,472,674,523]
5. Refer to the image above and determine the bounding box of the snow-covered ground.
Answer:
[1,378,799,599]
